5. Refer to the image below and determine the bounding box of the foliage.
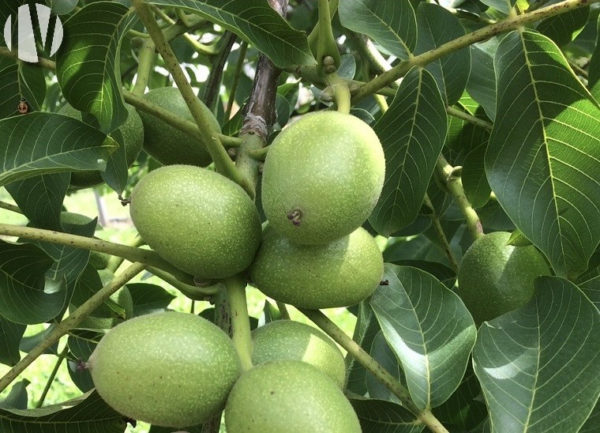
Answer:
[1,0,600,433]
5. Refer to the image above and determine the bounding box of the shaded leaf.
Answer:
[579,401,600,433]
[369,67,447,235]
[148,0,314,68]
[0,391,127,433]
[467,40,499,121]
[480,0,515,15]
[350,398,423,433]
[473,277,600,433]
[580,275,600,311]
[371,265,477,409]
[486,30,600,277]
[537,2,589,46]
[338,0,417,60]
[0,241,57,324]
[56,2,135,133]
[433,371,487,432]
[5,173,69,230]
[415,3,471,105]
[365,331,405,404]
[0,113,116,187]
[0,61,46,118]
[589,14,600,99]
[19,324,58,355]
[0,317,25,366]
[127,283,175,316]
[461,125,492,209]
[0,380,29,410]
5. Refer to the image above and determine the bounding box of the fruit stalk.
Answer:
[146,265,220,299]
[0,262,145,393]
[225,276,254,371]
[0,223,194,283]
[132,0,244,185]
[299,308,451,433]
[328,73,351,114]
[435,156,484,241]
[351,0,600,102]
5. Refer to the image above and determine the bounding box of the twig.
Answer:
[0,262,145,393]
[352,0,600,102]
[423,195,459,272]
[435,156,484,241]
[225,42,249,120]
[203,32,237,111]
[446,106,493,131]
[35,346,69,408]
[0,201,22,214]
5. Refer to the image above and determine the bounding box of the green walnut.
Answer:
[252,320,346,387]
[250,226,383,309]
[58,103,143,188]
[129,165,261,280]
[88,312,241,428]
[225,360,361,433]
[138,87,220,166]
[457,231,551,324]
[261,111,385,245]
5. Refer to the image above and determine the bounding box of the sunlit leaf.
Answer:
[486,30,600,277]
[473,277,600,433]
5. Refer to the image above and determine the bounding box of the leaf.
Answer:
[0,391,127,433]
[473,277,600,433]
[415,3,471,105]
[0,61,46,118]
[537,2,589,46]
[579,401,600,433]
[67,330,101,392]
[127,283,175,316]
[0,113,116,187]
[365,331,405,404]
[589,14,600,99]
[485,30,600,277]
[147,0,314,68]
[461,125,492,209]
[371,265,477,409]
[467,39,499,121]
[5,173,69,230]
[0,317,25,366]
[19,324,58,355]
[350,398,424,433]
[369,67,448,235]
[0,380,29,410]
[56,2,135,133]
[580,275,600,311]
[338,0,417,60]
[0,241,58,325]
[480,0,516,15]
[346,300,381,396]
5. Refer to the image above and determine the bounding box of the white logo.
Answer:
[3,4,64,63]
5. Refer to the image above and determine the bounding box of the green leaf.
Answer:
[56,1,135,133]
[589,14,600,99]
[0,61,46,118]
[485,30,600,277]
[0,391,127,433]
[415,3,471,105]
[371,265,477,410]
[473,277,600,433]
[338,0,417,60]
[0,241,57,325]
[580,401,599,433]
[127,283,175,316]
[350,398,424,433]
[467,39,499,121]
[147,0,315,68]
[537,2,589,46]
[0,380,29,410]
[480,0,515,15]
[433,371,488,432]
[5,173,69,230]
[67,330,101,392]
[19,325,58,355]
[580,275,600,311]
[0,317,25,366]
[365,331,405,404]
[369,67,448,235]
[346,301,381,396]
[0,113,116,187]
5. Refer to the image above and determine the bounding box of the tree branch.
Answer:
[352,0,600,102]
[0,262,145,393]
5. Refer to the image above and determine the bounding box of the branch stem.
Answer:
[446,106,493,131]
[436,156,484,241]
[0,262,145,393]
[352,0,600,102]
[225,276,253,372]
[0,224,192,283]
[0,201,22,214]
